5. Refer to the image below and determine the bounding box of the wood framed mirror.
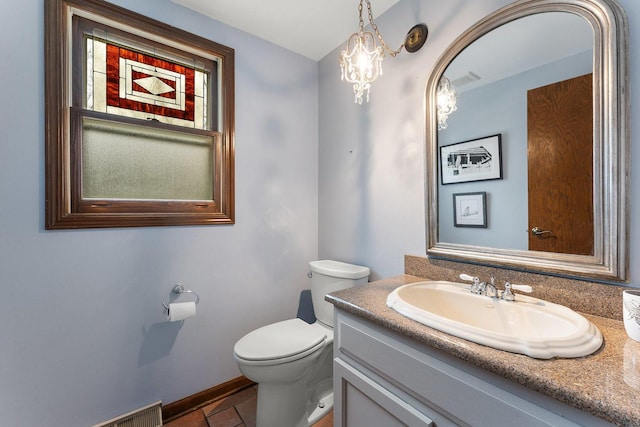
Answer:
[425,0,629,281]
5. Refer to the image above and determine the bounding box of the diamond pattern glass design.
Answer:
[86,37,210,129]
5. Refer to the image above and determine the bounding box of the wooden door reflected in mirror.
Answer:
[527,73,593,255]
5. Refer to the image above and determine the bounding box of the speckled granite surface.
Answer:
[404,255,631,319]
[326,273,640,426]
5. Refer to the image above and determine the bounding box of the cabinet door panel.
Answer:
[336,312,611,427]
[335,359,434,427]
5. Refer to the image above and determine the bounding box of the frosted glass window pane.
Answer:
[82,117,214,200]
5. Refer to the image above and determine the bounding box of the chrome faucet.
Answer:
[480,277,498,298]
[460,274,497,297]
[460,274,533,301]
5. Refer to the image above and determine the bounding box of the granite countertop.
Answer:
[326,274,640,427]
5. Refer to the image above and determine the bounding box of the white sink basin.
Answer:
[386,281,602,359]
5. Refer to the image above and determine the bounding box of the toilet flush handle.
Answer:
[307,271,312,278]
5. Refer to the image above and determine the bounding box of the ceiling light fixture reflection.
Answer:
[437,76,457,130]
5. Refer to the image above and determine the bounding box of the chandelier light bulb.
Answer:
[339,0,428,104]
[357,50,371,74]
[340,31,383,104]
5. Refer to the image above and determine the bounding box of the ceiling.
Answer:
[170,0,401,61]
[169,1,593,91]
[446,12,593,93]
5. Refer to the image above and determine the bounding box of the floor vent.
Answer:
[92,401,163,427]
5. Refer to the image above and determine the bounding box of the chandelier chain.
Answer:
[362,0,404,57]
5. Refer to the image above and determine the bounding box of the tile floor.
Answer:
[164,385,333,427]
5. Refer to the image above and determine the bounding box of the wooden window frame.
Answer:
[45,0,235,229]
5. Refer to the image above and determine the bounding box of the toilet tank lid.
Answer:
[309,260,370,279]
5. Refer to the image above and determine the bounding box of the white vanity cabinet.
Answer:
[333,309,613,427]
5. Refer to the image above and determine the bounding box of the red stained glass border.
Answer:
[106,44,195,121]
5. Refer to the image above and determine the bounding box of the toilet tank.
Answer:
[309,260,370,327]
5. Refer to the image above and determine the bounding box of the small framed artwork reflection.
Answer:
[440,134,502,185]
[453,192,487,228]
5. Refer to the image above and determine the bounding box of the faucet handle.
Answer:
[510,283,533,293]
[459,273,475,282]
[460,274,482,294]
[501,282,533,301]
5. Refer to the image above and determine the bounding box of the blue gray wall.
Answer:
[0,1,318,426]
[1,0,639,425]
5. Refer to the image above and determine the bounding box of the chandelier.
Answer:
[436,76,457,130]
[340,0,428,104]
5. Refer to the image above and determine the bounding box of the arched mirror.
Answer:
[425,0,629,281]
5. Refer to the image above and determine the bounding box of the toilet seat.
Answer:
[234,318,328,366]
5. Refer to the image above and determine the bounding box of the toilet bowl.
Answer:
[233,260,369,427]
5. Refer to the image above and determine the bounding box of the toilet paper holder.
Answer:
[162,284,200,310]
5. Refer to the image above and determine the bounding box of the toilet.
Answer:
[233,260,370,427]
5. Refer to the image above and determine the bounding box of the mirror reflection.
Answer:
[425,0,629,282]
[438,12,593,254]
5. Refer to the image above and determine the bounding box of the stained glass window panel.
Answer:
[85,36,211,130]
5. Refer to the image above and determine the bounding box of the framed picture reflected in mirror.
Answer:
[440,134,502,185]
[453,192,487,228]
